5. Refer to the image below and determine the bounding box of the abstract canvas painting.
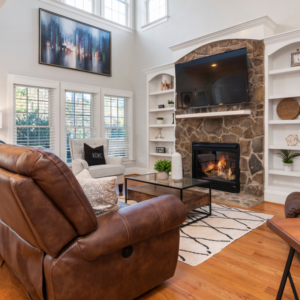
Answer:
[39,9,111,76]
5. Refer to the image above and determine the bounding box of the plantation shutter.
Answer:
[65,91,98,163]
[13,85,56,152]
[104,96,131,159]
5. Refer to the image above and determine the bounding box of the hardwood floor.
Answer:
[0,177,298,300]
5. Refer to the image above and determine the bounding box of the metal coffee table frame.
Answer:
[125,173,212,226]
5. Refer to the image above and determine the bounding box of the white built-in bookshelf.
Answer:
[144,63,176,172]
[264,29,300,203]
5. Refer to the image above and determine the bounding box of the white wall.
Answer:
[133,0,300,169]
[0,0,136,167]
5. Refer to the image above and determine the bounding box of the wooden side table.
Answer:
[267,219,300,300]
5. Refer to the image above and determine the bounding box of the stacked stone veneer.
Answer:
[175,39,265,197]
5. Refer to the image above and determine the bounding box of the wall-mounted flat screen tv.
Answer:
[175,48,248,109]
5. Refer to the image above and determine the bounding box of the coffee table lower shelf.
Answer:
[127,185,210,212]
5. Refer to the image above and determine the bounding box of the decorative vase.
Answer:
[284,163,293,172]
[286,134,299,146]
[162,74,172,85]
[168,103,174,108]
[157,119,164,125]
[157,171,169,180]
[172,152,183,182]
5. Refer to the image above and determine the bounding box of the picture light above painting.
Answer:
[39,8,112,76]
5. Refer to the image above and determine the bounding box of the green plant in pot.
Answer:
[168,100,174,107]
[276,149,300,172]
[156,117,164,125]
[154,159,171,180]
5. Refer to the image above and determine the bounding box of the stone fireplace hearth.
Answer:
[175,39,265,197]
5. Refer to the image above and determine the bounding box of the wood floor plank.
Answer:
[0,178,299,300]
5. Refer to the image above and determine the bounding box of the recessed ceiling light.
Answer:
[211,64,217,67]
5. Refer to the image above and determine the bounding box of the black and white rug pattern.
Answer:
[179,203,273,266]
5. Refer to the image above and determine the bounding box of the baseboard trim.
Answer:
[264,189,290,204]
[124,167,147,175]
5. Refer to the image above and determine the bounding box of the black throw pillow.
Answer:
[84,143,106,166]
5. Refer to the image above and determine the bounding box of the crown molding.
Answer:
[143,62,175,74]
[169,15,277,53]
[264,28,300,45]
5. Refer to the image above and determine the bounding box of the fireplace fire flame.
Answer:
[205,155,227,175]
[203,155,235,181]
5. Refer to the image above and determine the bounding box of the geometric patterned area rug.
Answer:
[179,203,273,266]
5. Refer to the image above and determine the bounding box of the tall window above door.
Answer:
[55,0,132,29]
[104,0,127,26]
[142,0,168,31]
[64,0,94,13]
[147,0,166,23]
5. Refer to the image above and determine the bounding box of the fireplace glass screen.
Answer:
[193,143,240,193]
[197,151,236,182]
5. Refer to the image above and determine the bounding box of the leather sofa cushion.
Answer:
[77,195,186,261]
[11,174,77,257]
[0,144,97,236]
[0,168,40,250]
[89,164,125,178]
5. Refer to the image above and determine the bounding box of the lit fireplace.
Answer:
[203,155,236,181]
[192,143,240,193]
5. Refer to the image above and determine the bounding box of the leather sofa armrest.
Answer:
[72,159,89,175]
[285,192,300,218]
[106,156,123,166]
[77,195,186,261]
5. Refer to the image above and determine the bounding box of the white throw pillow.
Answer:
[76,174,120,216]
[76,169,92,179]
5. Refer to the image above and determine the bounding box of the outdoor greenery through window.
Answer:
[147,0,166,23]
[104,96,130,159]
[65,91,95,163]
[14,86,52,150]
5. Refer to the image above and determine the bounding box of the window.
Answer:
[104,0,127,26]
[13,85,55,151]
[64,0,94,13]
[104,96,131,159]
[65,91,97,163]
[55,0,131,28]
[147,0,166,23]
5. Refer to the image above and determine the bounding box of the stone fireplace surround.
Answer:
[175,39,265,197]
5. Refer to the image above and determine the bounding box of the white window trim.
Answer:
[7,75,60,155]
[141,0,169,31]
[60,82,101,163]
[101,88,134,164]
[39,0,134,33]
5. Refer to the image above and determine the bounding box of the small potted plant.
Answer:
[156,117,164,124]
[276,149,300,172]
[168,100,174,107]
[154,159,172,180]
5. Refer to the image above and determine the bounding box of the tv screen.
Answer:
[175,48,248,109]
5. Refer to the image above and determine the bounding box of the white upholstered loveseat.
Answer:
[69,138,125,192]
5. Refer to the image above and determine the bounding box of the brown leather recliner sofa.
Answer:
[0,144,186,300]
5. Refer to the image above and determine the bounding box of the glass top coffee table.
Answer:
[125,173,211,222]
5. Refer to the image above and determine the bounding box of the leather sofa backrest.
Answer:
[0,145,97,237]
[0,168,77,257]
[69,138,109,160]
